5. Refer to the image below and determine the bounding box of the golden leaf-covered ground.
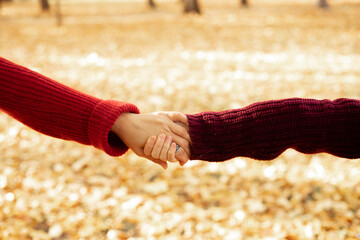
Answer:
[0,0,360,239]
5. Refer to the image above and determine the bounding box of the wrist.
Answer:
[111,112,135,140]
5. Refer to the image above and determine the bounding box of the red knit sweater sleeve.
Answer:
[187,98,360,161]
[0,57,139,156]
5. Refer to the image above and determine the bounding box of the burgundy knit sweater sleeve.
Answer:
[187,98,360,161]
[0,57,139,156]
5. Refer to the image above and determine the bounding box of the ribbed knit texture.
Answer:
[2,57,359,161]
[187,98,360,161]
[0,57,139,156]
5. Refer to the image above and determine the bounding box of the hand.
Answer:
[111,111,191,169]
[143,134,190,166]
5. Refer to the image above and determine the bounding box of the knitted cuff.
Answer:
[88,100,140,157]
[186,113,207,160]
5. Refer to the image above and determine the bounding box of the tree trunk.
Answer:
[183,0,200,14]
[1,0,12,9]
[241,0,248,7]
[318,0,329,8]
[40,0,50,11]
[56,0,62,26]
[148,0,156,8]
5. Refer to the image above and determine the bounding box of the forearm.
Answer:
[0,57,139,156]
[187,98,360,161]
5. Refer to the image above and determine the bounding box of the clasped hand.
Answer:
[111,111,191,169]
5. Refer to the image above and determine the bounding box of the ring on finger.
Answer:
[175,144,181,153]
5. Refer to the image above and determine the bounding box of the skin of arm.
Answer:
[142,112,191,165]
[111,111,191,169]
[0,57,191,169]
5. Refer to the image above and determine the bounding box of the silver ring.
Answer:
[176,144,181,153]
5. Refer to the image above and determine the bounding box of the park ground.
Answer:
[0,0,360,239]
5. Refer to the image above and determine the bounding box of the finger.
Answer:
[175,121,189,132]
[151,134,166,160]
[145,152,168,169]
[175,147,190,166]
[160,136,173,162]
[171,135,191,157]
[168,112,189,127]
[168,143,177,163]
[179,158,190,166]
[169,122,191,143]
[144,136,157,156]
[150,157,168,169]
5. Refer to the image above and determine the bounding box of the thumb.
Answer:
[168,112,189,127]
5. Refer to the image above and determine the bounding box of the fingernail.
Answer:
[166,136,172,142]
[150,136,156,142]
[160,134,166,139]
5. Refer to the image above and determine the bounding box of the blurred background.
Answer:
[1,0,360,239]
